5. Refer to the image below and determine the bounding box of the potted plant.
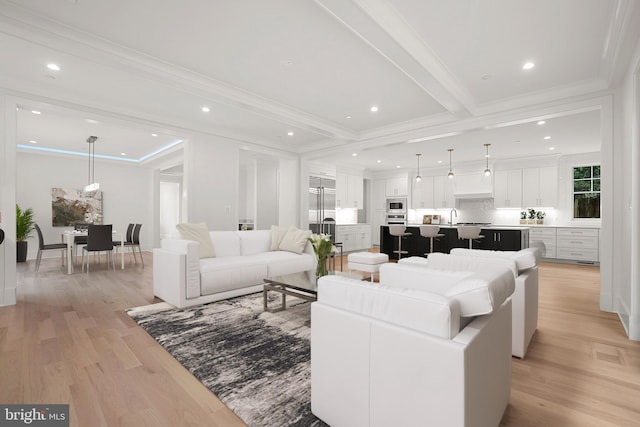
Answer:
[527,208,537,224]
[16,204,35,263]
[536,210,546,224]
[520,211,527,224]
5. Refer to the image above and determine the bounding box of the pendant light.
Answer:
[447,148,455,179]
[84,136,100,192]
[483,143,491,176]
[415,153,422,182]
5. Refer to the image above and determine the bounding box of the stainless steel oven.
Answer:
[386,198,407,214]
[386,214,407,225]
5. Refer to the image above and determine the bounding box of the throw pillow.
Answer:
[278,228,312,254]
[270,225,292,251]
[176,222,216,259]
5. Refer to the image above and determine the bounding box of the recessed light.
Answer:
[522,62,535,70]
[437,160,443,164]
[352,153,357,157]
[544,136,551,140]
[345,115,352,119]
[377,160,382,163]
[29,140,37,144]
[549,147,556,151]
[537,120,546,125]
[85,118,99,124]
[121,152,127,156]
[31,110,41,115]
[370,106,379,113]
[151,133,158,137]
[396,165,401,169]
[481,74,492,80]
[47,63,60,71]
[287,131,294,136]
[201,106,210,113]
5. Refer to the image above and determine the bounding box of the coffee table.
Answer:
[263,270,370,312]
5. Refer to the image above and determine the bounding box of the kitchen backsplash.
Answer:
[408,198,558,226]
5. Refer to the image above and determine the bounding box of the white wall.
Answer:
[616,36,640,340]
[256,159,278,230]
[183,135,239,230]
[16,151,154,259]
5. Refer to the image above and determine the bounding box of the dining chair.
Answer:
[115,223,144,267]
[34,223,67,272]
[82,224,115,273]
[73,222,90,262]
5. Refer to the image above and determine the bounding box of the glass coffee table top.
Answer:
[263,270,371,312]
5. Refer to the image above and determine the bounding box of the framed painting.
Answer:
[51,187,103,226]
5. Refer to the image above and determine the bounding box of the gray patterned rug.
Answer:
[127,293,327,427]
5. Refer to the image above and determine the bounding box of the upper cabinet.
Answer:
[494,170,523,208]
[433,175,455,209]
[522,166,557,207]
[336,172,363,209]
[372,179,386,211]
[385,175,409,197]
[412,176,434,209]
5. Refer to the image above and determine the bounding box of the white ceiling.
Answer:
[1,0,639,170]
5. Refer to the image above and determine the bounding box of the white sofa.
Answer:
[399,247,539,358]
[311,263,515,427]
[153,229,315,308]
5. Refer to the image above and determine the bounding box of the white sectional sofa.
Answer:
[399,247,540,358]
[311,263,515,427]
[153,229,316,308]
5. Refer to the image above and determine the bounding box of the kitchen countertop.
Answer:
[405,223,601,229]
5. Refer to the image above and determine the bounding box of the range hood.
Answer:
[453,173,494,199]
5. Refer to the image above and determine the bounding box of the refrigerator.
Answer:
[309,176,336,241]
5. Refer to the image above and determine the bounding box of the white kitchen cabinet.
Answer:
[385,175,408,197]
[556,228,599,262]
[433,175,455,209]
[336,224,371,252]
[372,179,386,211]
[372,210,386,246]
[494,170,522,208]
[411,176,434,208]
[336,172,363,209]
[522,166,557,207]
[529,227,557,258]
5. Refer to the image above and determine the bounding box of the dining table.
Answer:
[62,230,124,274]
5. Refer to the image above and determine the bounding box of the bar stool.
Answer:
[419,225,444,256]
[456,225,484,249]
[389,225,412,260]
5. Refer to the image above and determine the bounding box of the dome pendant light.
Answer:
[483,143,491,176]
[415,153,422,182]
[447,148,455,179]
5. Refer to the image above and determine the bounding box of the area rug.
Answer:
[127,293,327,427]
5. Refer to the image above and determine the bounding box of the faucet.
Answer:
[449,208,458,226]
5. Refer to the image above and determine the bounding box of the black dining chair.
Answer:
[73,222,90,262]
[82,224,115,273]
[115,223,144,267]
[34,223,68,272]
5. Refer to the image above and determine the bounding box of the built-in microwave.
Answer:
[386,198,407,214]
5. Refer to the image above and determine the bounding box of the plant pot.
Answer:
[17,241,28,263]
[519,219,526,224]
[536,219,544,224]
[527,219,536,224]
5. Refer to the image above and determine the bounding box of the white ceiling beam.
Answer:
[316,0,476,117]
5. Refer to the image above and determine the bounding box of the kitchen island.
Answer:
[380,225,529,260]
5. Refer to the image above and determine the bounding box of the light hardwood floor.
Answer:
[1,254,639,426]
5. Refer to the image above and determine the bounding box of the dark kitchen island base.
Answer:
[380,225,528,261]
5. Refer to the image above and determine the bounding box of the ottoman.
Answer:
[347,252,389,282]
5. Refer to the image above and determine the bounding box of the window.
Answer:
[573,165,600,219]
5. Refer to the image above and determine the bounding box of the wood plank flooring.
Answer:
[1,254,639,426]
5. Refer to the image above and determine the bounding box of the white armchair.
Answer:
[311,264,514,427]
